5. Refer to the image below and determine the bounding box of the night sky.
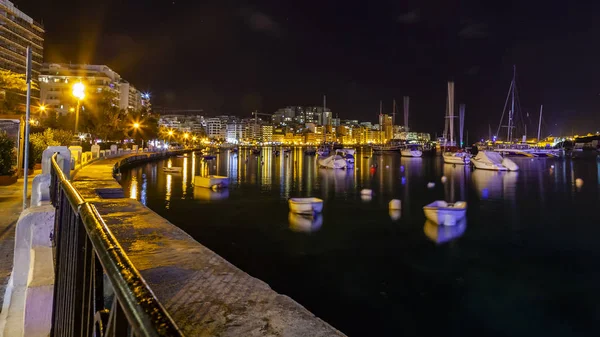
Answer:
[23,0,600,138]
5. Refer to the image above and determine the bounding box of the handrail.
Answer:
[49,153,184,336]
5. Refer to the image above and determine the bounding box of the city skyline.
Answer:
[20,0,600,137]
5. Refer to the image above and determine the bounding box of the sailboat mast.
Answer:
[448,81,455,146]
[537,105,543,141]
[507,65,516,142]
[459,104,465,147]
[403,96,409,131]
[379,100,383,144]
[392,99,396,125]
[323,95,326,143]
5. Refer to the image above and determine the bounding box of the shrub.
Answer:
[0,131,16,175]
[30,129,60,164]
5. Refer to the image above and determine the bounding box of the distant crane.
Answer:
[251,111,272,125]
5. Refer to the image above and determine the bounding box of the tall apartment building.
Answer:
[0,0,44,77]
[39,63,142,115]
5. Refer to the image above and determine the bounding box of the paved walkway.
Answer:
[0,172,39,307]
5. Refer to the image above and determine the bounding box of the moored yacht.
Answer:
[471,151,519,171]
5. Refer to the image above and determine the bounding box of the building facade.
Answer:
[0,0,44,78]
[39,63,142,115]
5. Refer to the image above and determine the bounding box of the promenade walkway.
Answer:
[0,172,38,307]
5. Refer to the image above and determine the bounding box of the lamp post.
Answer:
[72,82,85,133]
[133,122,144,149]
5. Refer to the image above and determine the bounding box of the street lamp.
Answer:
[72,82,85,133]
[133,122,144,149]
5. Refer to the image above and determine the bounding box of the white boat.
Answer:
[318,154,347,169]
[194,175,229,189]
[471,151,519,171]
[401,146,422,157]
[316,146,330,156]
[163,167,182,173]
[336,149,355,166]
[423,200,467,226]
[443,152,471,165]
[288,197,323,215]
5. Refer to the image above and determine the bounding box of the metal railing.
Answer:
[49,153,184,337]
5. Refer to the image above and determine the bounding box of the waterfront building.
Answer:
[158,115,206,134]
[205,117,225,139]
[39,63,142,115]
[0,0,44,78]
[226,121,244,143]
[261,125,273,142]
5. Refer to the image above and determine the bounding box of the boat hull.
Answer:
[401,150,423,157]
[423,201,467,226]
[288,198,324,215]
[163,167,182,173]
[318,155,347,169]
[443,153,471,165]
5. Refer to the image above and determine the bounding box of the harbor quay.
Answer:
[0,147,345,337]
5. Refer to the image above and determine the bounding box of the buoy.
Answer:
[575,178,584,188]
[369,167,376,175]
[361,189,373,195]
[385,165,389,168]
[389,209,401,221]
[441,176,447,183]
[389,199,401,210]
[550,165,555,169]
[427,182,435,189]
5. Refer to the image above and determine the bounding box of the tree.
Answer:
[30,128,74,164]
[81,90,126,142]
[0,69,39,115]
[0,131,16,175]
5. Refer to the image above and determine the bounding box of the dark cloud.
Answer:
[397,9,420,24]
[240,8,283,37]
[459,23,488,38]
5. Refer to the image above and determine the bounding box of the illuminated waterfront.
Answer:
[121,148,600,337]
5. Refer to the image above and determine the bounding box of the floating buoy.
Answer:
[369,167,376,175]
[389,199,401,210]
[427,182,435,189]
[361,189,373,195]
[361,194,372,202]
[550,165,555,169]
[575,178,584,188]
[441,176,447,183]
[385,165,389,168]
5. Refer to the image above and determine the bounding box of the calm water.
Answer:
[120,148,600,337]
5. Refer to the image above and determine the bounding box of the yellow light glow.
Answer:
[39,105,46,112]
[69,107,75,112]
[183,133,189,139]
[133,122,140,129]
[168,130,174,136]
[192,136,197,141]
[72,82,85,100]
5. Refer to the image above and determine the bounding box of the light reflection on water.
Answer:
[120,148,600,337]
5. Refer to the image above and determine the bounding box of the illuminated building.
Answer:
[39,63,142,115]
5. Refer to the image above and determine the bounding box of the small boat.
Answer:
[401,145,423,157]
[336,149,355,166]
[202,155,216,160]
[443,151,471,165]
[316,146,330,157]
[288,197,323,215]
[194,175,229,189]
[318,154,347,169]
[163,167,182,173]
[423,200,467,226]
[471,151,518,171]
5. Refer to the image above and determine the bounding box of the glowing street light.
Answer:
[38,105,46,113]
[133,122,140,129]
[183,133,189,139]
[72,82,85,133]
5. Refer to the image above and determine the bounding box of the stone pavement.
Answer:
[0,172,39,307]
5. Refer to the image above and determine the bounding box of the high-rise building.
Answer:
[0,0,44,78]
[205,117,225,139]
[39,63,142,115]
